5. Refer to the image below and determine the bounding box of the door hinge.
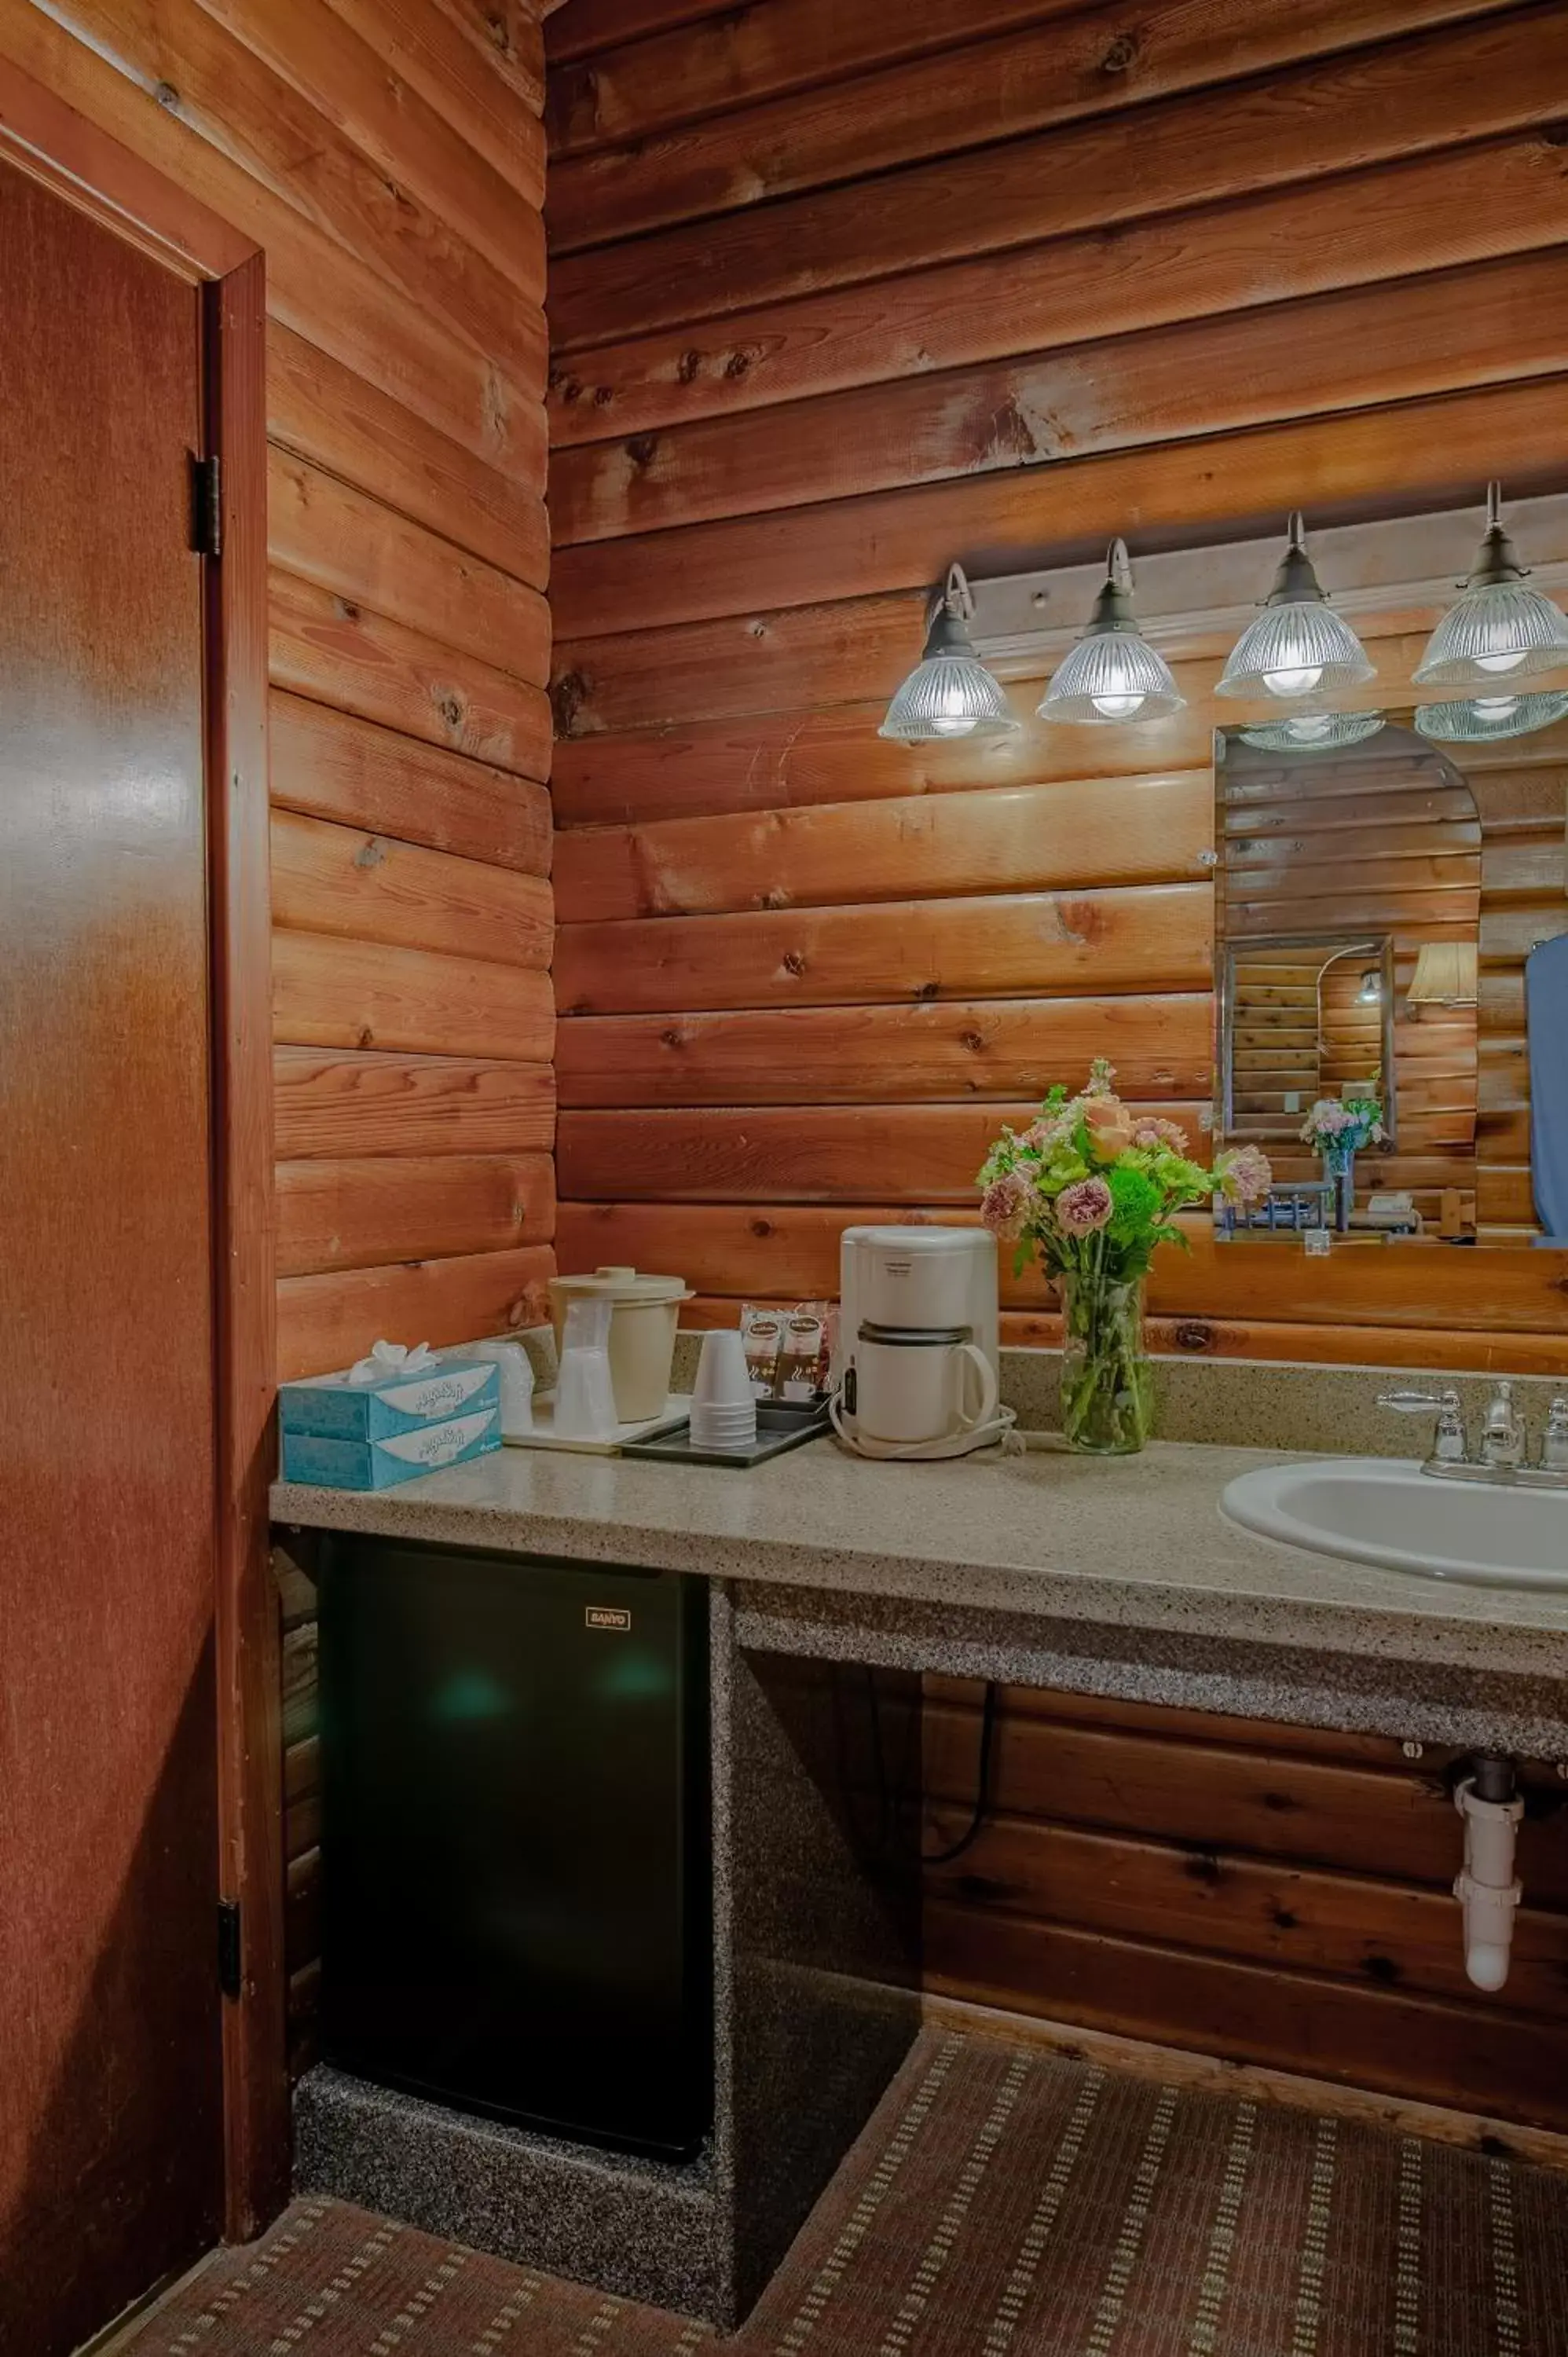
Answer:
[217,1897,242,2000]
[191,453,222,559]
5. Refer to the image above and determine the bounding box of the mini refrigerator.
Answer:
[317,1535,712,2160]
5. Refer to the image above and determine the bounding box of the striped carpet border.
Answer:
[118,2030,1568,2357]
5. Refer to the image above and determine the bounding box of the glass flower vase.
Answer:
[1059,1271,1152,1456]
[1321,1141,1356,1233]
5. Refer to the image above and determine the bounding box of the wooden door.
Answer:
[0,156,224,2355]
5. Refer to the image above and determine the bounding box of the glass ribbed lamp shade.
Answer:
[1415,690,1568,744]
[1412,484,1568,688]
[1215,513,1376,702]
[879,563,1018,742]
[1036,540,1185,724]
[1237,710,1386,753]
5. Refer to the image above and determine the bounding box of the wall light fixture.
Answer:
[1215,513,1375,702]
[1035,540,1185,724]
[878,564,1019,742]
[1413,484,1568,691]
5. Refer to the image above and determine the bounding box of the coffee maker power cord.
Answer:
[921,1679,998,1866]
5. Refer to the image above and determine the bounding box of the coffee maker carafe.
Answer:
[833,1226,1013,1460]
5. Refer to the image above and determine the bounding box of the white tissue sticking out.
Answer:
[346,1338,437,1386]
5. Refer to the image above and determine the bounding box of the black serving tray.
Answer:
[620,1397,832,1469]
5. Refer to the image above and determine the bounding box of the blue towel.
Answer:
[1527,933,1568,1241]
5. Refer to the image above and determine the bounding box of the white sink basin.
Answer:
[1221,1457,1568,1589]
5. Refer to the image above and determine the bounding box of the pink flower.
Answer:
[1216,1146,1273,1207]
[1132,1116,1190,1151]
[980,1170,1034,1241]
[1085,1057,1117,1098]
[1056,1176,1114,1235]
[1023,1108,1077,1153]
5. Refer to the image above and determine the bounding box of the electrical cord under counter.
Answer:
[921,1680,998,1865]
[833,1664,998,1868]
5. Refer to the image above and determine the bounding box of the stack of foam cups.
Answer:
[689,1329,757,1452]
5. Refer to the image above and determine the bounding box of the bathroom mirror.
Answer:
[1214,702,1568,1244]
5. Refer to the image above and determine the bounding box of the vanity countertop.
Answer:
[270,1434,1568,1681]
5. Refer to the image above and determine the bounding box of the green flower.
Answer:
[1106,1163,1162,1245]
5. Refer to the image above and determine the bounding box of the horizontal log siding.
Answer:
[12,0,559,1380]
[921,1679,1568,2133]
[548,0,1568,1376]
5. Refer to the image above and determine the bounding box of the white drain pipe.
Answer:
[1454,1758,1523,1992]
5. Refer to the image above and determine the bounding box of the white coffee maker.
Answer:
[833,1226,1013,1461]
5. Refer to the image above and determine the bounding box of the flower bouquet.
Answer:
[1299,1088,1385,1230]
[978,1061,1271,1454]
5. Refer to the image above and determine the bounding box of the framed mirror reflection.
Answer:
[1214,702,1567,1246]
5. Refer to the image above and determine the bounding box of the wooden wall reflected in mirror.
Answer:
[1207,712,1527,1244]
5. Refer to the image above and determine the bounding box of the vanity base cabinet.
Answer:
[317,1538,712,2162]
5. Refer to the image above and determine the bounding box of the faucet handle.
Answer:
[1541,1397,1568,1472]
[1376,1386,1467,1461]
[1483,1378,1525,1468]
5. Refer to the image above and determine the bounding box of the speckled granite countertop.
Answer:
[271,1435,1568,1681]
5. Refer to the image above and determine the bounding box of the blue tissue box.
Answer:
[279,1358,502,1490]
[280,1399,501,1490]
[280,1358,500,1442]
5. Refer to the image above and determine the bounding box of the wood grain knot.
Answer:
[551,673,588,736]
[626,434,658,471]
[1099,30,1140,72]
[781,949,807,976]
[1171,1320,1214,1353]
[959,1031,987,1054]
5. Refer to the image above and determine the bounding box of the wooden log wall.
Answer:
[2,0,561,1382]
[922,1678,1568,2134]
[1218,728,1484,1226]
[544,0,1568,1373]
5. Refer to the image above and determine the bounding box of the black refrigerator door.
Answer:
[317,1538,711,2159]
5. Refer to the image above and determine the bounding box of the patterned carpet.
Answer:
[118,2031,1568,2355]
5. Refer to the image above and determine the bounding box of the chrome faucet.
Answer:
[1376,1383,1568,1486]
[1378,1387,1467,1467]
[1481,1379,1524,1471]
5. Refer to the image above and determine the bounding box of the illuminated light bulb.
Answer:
[1037,541,1185,725]
[1262,662,1324,698]
[879,563,1019,742]
[927,676,979,736]
[1236,709,1385,753]
[1215,513,1375,704]
[1414,483,1568,690]
[1416,691,1568,743]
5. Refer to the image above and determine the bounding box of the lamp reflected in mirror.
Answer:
[1407,941,1478,1011]
[1214,693,1567,1247]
